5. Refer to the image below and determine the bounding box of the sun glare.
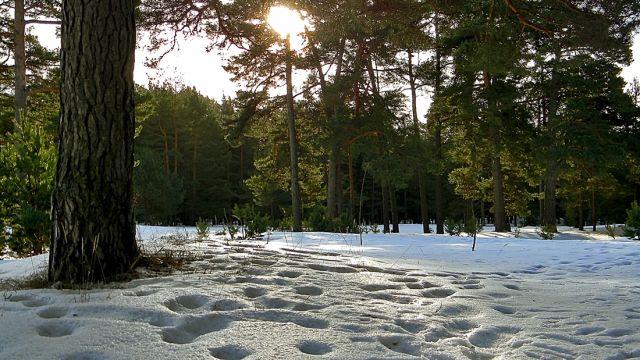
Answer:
[267,6,306,39]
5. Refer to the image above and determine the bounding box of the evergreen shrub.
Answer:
[625,201,640,239]
[195,218,209,240]
[233,203,270,238]
[445,218,462,236]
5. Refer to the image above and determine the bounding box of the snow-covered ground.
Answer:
[1,225,639,359]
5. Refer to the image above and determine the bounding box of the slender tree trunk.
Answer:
[591,189,596,232]
[433,13,445,234]
[192,140,197,201]
[578,194,584,231]
[389,184,399,233]
[381,181,390,233]
[160,126,169,175]
[285,34,302,232]
[14,0,27,123]
[49,0,138,286]
[434,139,444,233]
[327,142,340,217]
[309,37,343,219]
[543,167,559,232]
[485,70,508,232]
[173,128,178,174]
[490,138,508,232]
[542,51,562,232]
[348,146,355,220]
[407,49,429,233]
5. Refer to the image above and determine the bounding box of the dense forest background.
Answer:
[2,0,640,256]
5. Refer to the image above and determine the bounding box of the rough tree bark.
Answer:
[49,0,138,286]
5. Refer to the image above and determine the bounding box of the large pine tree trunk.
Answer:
[49,0,138,286]
[14,0,26,123]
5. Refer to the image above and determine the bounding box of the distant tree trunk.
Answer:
[485,70,508,232]
[159,126,169,174]
[381,181,390,233]
[389,184,399,233]
[433,13,445,234]
[578,193,584,230]
[542,51,562,233]
[284,34,302,232]
[310,37,344,219]
[407,49,429,233]
[434,136,444,234]
[543,167,559,232]
[192,140,197,201]
[49,0,138,286]
[327,142,340,217]
[591,189,596,232]
[14,0,27,123]
[173,128,179,174]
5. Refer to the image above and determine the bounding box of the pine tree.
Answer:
[49,0,138,286]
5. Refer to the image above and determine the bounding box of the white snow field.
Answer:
[1,225,639,359]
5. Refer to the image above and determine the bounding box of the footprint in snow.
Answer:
[277,270,303,278]
[467,325,521,348]
[8,293,51,308]
[210,299,250,312]
[122,288,159,297]
[295,285,324,296]
[602,328,633,337]
[394,319,427,334]
[161,314,232,344]
[165,294,209,313]
[249,258,277,266]
[298,340,333,355]
[37,306,69,319]
[359,283,404,292]
[306,263,359,273]
[422,288,456,298]
[503,284,522,291]
[492,305,517,315]
[378,335,421,356]
[388,276,420,283]
[245,310,329,329]
[36,321,77,338]
[243,287,267,299]
[209,344,252,360]
[62,351,110,360]
[574,326,605,335]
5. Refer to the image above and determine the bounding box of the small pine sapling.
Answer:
[195,218,209,240]
[625,201,640,240]
[604,224,617,239]
[537,224,556,240]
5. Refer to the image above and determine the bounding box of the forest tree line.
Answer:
[2,0,640,257]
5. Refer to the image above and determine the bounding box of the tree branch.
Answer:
[502,0,553,34]
[25,19,61,25]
